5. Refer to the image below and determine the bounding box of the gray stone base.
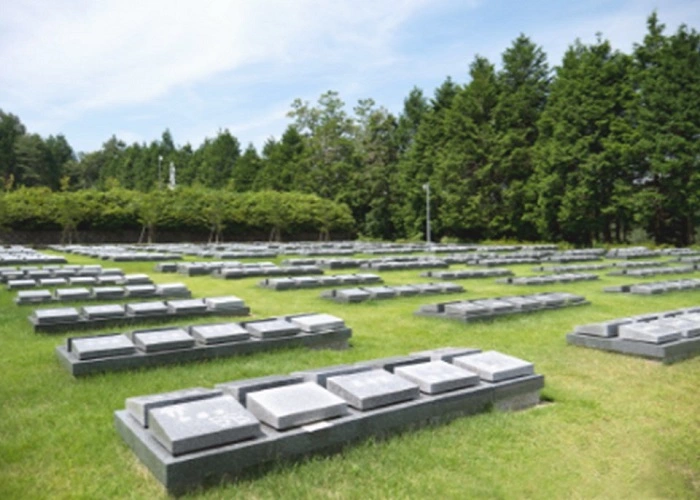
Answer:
[114,349,543,495]
[566,332,700,364]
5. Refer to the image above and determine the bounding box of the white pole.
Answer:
[423,182,431,247]
[157,155,163,189]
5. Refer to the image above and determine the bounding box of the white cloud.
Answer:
[0,0,438,115]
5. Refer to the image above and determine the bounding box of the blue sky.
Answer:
[1,0,698,155]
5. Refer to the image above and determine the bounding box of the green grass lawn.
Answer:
[1,252,699,499]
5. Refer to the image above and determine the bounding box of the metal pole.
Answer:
[423,182,431,247]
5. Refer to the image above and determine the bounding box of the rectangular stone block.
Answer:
[132,328,195,352]
[167,299,208,315]
[205,296,245,311]
[7,279,37,289]
[189,323,250,345]
[16,290,53,304]
[444,301,491,318]
[91,286,126,299]
[70,334,136,360]
[245,319,300,339]
[149,395,260,456]
[32,307,80,325]
[326,369,419,410]
[363,286,397,299]
[654,317,700,338]
[124,284,157,297]
[80,304,127,320]
[618,323,682,344]
[39,278,68,287]
[126,301,169,317]
[55,287,91,301]
[289,313,344,333]
[574,318,633,338]
[126,387,223,427]
[453,351,534,382]
[394,361,480,394]
[245,382,348,430]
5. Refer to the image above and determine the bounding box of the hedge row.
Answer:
[0,187,356,240]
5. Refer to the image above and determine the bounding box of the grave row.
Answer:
[0,264,122,283]
[421,268,513,280]
[496,273,599,286]
[259,273,381,291]
[607,265,695,277]
[567,307,700,363]
[212,265,323,280]
[321,283,464,303]
[359,259,449,271]
[532,263,610,273]
[51,245,182,261]
[29,296,249,333]
[606,247,661,259]
[6,272,149,290]
[114,346,543,494]
[604,278,700,295]
[56,313,351,376]
[16,283,191,305]
[0,246,67,265]
[416,292,588,322]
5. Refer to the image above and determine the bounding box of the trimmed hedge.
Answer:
[0,187,356,240]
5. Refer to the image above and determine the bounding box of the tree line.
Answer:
[1,13,698,246]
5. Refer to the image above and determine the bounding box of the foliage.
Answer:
[0,12,698,245]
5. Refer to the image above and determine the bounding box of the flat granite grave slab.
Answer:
[70,334,136,360]
[56,313,352,376]
[149,395,260,456]
[394,360,480,394]
[326,369,419,410]
[131,328,196,353]
[246,382,348,430]
[289,313,345,333]
[567,307,700,363]
[126,387,223,427]
[15,290,53,304]
[244,318,301,339]
[115,346,544,494]
[80,304,127,320]
[453,351,534,382]
[189,323,250,345]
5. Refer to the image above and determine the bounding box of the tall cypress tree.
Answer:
[631,14,700,245]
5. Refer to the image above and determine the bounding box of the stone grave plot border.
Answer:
[259,273,382,291]
[15,283,192,305]
[114,346,544,495]
[421,268,514,280]
[415,292,589,322]
[566,307,700,363]
[29,296,250,333]
[321,282,465,303]
[56,313,352,376]
[607,265,695,278]
[495,273,599,286]
[603,278,700,295]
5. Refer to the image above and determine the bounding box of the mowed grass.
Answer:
[1,251,699,499]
